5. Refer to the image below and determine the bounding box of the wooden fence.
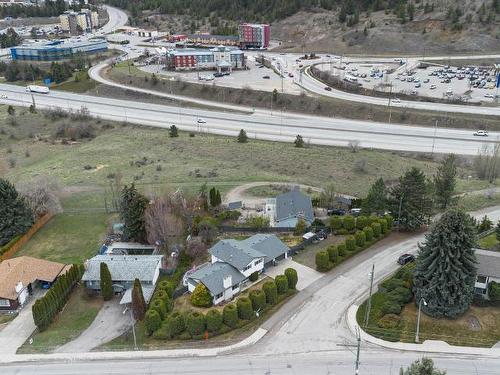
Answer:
[0,213,53,261]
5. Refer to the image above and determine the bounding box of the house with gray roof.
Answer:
[185,234,289,305]
[82,255,163,304]
[474,249,500,299]
[265,189,314,228]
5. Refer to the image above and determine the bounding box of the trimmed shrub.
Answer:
[263,281,278,305]
[343,215,355,232]
[327,246,338,263]
[345,236,356,252]
[191,283,213,307]
[377,313,401,329]
[385,215,394,230]
[387,287,413,304]
[380,278,406,292]
[145,309,161,335]
[249,271,259,282]
[206,309,223,332]
[355,231,366,247]
[165,312,185,337]
[149,298,166,319]
[249,290,266,311]
[186,311,206,337]
[223,304,238,328]
[284,268,298,289]
[337,242,346,256]
[157,280,175,298]
[275,275,289,294]
[315,251,330,272]
[368,215,379,225]
[381,301,402,315]
[237,297,253,320]
[371,222,382,238]
[363,226,374,242]
[330,216,343,231]
[489,281,500,302]
[356,215,368,230]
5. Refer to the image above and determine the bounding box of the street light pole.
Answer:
[415,297,427,343]
[355,326,361,375]
[130,308,138,350]
[363,264,375,328]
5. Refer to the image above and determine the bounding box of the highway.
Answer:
[4,83,497,155]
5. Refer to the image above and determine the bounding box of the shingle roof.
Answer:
[275,190,314,223]
[476,249,500,278]
[242,234,289,264]
[0,256,68,300]
[119,285,155,305]
[188,262,245,296]
[82,255,163,283]
[209,239,264,270]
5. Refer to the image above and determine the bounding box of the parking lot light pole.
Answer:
[415,298,427,343]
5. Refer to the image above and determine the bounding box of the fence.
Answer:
[0,213,53,261]
[218,226,295,234]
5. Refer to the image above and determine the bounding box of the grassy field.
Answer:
[17,286,103,354]
[245,184,313,198]
[478,233,499,250]
[456,192,500,212]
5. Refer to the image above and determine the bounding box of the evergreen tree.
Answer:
[0,178,34,246]
[294,134,304,148]
[400,357,446,375]
[131,278,146,320]
[100,262,113,301]
[120,184,148,243]
[414,209,477,318]
[434,154,457,209]
[389,167,433,231]
[361,177,387,215]
[237,129,248,143]
[169,125,178,138]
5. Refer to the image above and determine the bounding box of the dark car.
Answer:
[327,208,346,216]
[262,75,270,79]
[324,86,332,91]
[213,72,223,77]
[397,254,415,265]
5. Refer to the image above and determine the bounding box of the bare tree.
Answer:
[17,176,62,218]
[144,192,184,249]
[185,237,208,260]
[319,183,336,208]
[474,143,500,183]
[348,140,360,153]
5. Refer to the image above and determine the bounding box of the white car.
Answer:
[392,98,401,103]
[0,94,7,99]
[430,84,437,90]
[474,130,489,137]
[484,93,494,98]
[197,118,206,124]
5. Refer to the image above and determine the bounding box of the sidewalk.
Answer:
[346,304,500,357]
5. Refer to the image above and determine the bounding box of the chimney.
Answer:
[223,275,232,289]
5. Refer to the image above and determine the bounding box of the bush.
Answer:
[223,304,239,328]
[165,312,186,337]
[190,283,212,307]
[385,215,394,230]
[387,287,413,304]
[371,222,382,238]
[330,216,343,231]
[145,309,161,335]
[315,251,331,272]
[356,215,368,230]
[157,280,175,298]
[380,278,407,292]
[377,313,401,329]
[343,215,355,232]
[381,301,402,315]
[249,271,259,282]
[284,268,298,289]
[185,311,206,337]
[206,309,223,332]
[249,290,266,311]
[378,218,388,234]
[327,246,338,263]
[237,297,253,320]
[153,290,173,313]
[489,281,500,302]
[345,236,356,252]
[149,298,166,319]
[368,215,379,225]
[263,281,278,305]
[275,275,289,294]
[337,242,346,256]
[355,231,366,247]
[363,226,374,242]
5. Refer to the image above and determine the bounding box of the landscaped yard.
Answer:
[292,234,346,269]
[478,233,499,250]
[17,285,103,354]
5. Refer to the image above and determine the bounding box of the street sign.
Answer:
[43,78,51,86]
[496,73,500,88]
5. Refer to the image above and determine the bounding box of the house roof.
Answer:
[275,190,314,223]
[82,255,163,283]
[242,234,289,264]
[188,262,245,296]
[209,239,264,270]
[119,285,155,305]
[0,256,68,300]
[476,249,500,278]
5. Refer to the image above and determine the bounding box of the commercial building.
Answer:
[10,39,107,61]
[187,34,239,47]
[60,9,98,35]
[238,23,270,49]
[165,46,245,72]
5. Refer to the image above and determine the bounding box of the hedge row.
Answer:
[147,268,299,339]
[316,216,393,272]
[330,214,393,235]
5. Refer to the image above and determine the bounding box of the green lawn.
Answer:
[478,233,499,250]
[55,71,98,93]
[17,286,103,354]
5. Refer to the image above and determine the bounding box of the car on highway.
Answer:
[288,72,294,78]
[262,75,270,79]
[474,130,488,136]
[197,118,206,124]
[0,94,7,99]
[397,254,415,265]
[324,86,332,91]
[392,98,401,103]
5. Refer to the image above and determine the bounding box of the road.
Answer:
[3,83,498,155]
[98,6,128,35]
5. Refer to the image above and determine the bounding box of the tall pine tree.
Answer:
[132,278,146,321]
[361,177,387,215]
[0,178,34,246]
[414,209,477,318]
[100,262,113,301]
[120,184,148,243]
[434,154,457,209]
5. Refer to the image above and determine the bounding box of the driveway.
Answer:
[56,298,132,353]
[264,258,322,291]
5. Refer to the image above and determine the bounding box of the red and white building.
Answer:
[166,46,245,72]
[238,23,270,49]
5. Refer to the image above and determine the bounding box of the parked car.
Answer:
[213,72,223,77]
[327,208,346,216]
[350,208,362,216]
[474,130,488,136]
[397,254,415,265]
[430,84,437,89]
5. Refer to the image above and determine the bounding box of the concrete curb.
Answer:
[346,304,500,357]
[0,328,268,364]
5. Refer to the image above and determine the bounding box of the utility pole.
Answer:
[363,264,375,328]
[431,119,438,155]
[130,308,138,350]
[355,327,361,375]
[396,194,404,232]
[388,86,393,124]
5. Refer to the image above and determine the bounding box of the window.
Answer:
[255,259,263,265]
[0,299,10,307]
[474,287,487,295]
[477,275,487,284]
[243,264,252,271]
[232,284,239,290]
[215,293,223,299]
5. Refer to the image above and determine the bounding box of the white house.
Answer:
[474,249,500,299]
